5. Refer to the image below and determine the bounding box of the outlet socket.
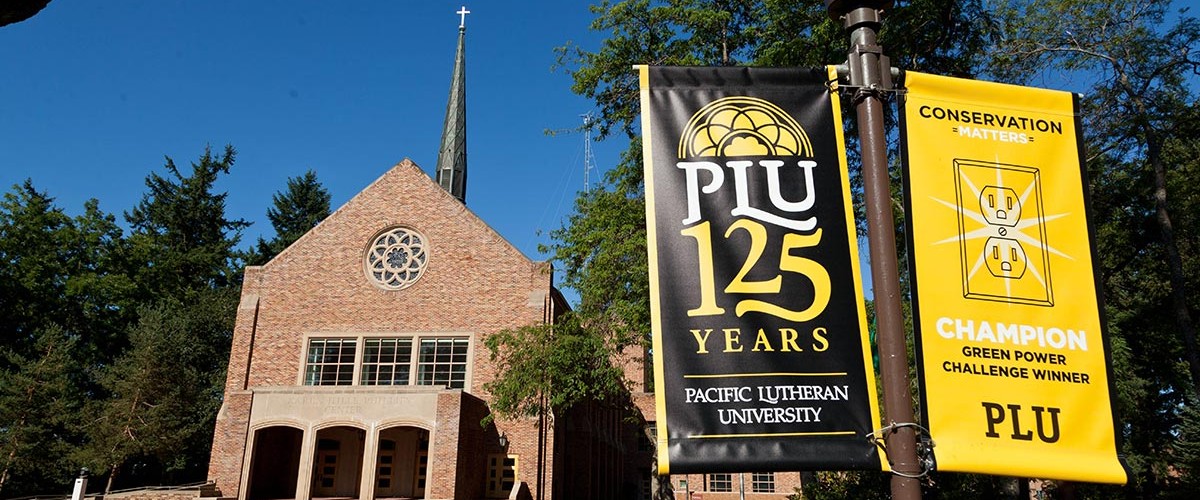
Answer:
[980,186,1021,227]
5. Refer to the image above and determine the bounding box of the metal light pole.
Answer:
[824,1,923,499]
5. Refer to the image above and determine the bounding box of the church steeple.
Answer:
[435,6,469,203]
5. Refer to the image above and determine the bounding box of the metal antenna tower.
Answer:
[547,112,598,192]
[581,112,595,191]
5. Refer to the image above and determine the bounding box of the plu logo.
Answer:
[670,96,833,322]
[946,159,1060,306]
[678,97,812,158]
[674,96,820,232]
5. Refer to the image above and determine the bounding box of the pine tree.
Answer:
[77,145,246,491]
[0,182,132,494]
[81,290,236,493]
[125,144,249,298]
[0,325,83,497]
[246,169,331,266]
[0,181,76,355]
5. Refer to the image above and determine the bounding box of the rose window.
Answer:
[365,227,429,290]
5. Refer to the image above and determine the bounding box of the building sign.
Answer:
[900,71,1126,484]
[639,66,883,474]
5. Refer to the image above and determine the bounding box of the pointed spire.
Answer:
[436,6,469,203]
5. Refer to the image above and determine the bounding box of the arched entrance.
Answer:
[311,426,366,498]
[372,426,430,499]
[247,426,303,500]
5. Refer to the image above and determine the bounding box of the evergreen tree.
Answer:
[125,144,249,298]
[0,181,78,355]
[81,289,236,493]
[245,169,331,266]
[77,145,246,492]
[0,325,83,497]
[0,182,134,361]
[0,183,131,495]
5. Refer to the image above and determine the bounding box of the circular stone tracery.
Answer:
[365,227,429,290]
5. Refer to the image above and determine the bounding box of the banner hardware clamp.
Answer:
[833,62,900,80]
[830,63,904,102]
[866,421,935,478]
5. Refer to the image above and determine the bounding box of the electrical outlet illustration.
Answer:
[984,237,1027,278]
[980,186,1020,227]
[952,159,1054,306]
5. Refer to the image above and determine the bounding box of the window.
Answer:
[304,336,469,389]
[418,338,469,389]
[707,473,733,492]
[361,338,413,385]
[752,472,775,493]
[364,227,429,290]
[486,454,518,497]
[305,338,357,385]
[638,424,656,453]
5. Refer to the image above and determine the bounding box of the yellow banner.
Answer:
[901,71,1126,484]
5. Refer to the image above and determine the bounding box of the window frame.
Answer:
[300,333,473,389]
[360,337,415,386]
[751,472,775,493]
[707,473,733,492]
[303,337,359,386]
[416,337,470,389]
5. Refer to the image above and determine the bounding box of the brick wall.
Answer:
[208,161,557,499]
[238,161,549,390]
[666,472,804,499]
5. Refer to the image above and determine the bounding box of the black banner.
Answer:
[640,66,883,474]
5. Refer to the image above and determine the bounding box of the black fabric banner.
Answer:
[640,66,883,474]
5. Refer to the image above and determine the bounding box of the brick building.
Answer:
[207,158,579,500]
[203,158,802,500]
[206,11,804,500]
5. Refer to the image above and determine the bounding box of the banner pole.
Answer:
[825,2,922,498]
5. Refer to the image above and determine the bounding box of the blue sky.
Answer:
[0,1,623,266]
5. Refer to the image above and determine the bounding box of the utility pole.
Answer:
[824,1,922,499]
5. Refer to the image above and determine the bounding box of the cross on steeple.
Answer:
[457,6,470,29]
[437,5,470,203]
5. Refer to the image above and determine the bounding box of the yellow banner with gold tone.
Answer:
[900,71,1126,484]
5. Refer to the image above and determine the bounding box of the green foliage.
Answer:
[795,471,889,500]
[81,289,236,492]
[245,169,331,266]
[544,145,650,344]
[1173,400,1200,497]
[0,325,83,497]
[0,182,134,495]
[0,144,258,493]
[126,144,249,298]
[483,313,629,423]
[0,181,132,357]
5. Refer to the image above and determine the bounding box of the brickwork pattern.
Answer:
[432,391,462,499]
[667,472,805,499]
[207,391,253,496]
[209,161,555,499]
[207,160,804,499]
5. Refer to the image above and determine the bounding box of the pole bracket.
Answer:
[866,421,935,478]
